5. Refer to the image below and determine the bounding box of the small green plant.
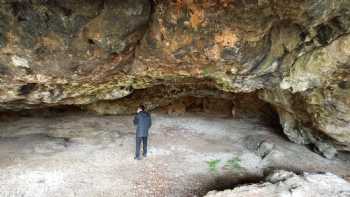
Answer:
[202,67,211,77]
[207,159,221,173]
[224,156,242,172]
[202,65,216,77]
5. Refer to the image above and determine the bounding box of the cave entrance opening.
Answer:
[0,88,282,130]
[153,94,281,129]
[84,83,283,133]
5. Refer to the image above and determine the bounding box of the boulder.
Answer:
[205,170,350,197]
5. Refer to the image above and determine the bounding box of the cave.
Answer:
[0,0,350,196]
[0,84,348,196]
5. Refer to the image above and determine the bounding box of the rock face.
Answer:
[0,0,151,108]
[0,1,350,154]
[205,170,350,197]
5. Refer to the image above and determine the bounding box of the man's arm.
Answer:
[133,114,138,125]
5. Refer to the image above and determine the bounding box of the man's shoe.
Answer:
[143,154,147,157]
[134,157,141,160]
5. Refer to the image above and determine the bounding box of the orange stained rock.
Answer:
[215,29,239,47]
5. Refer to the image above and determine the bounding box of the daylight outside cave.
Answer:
[0,0,350,196]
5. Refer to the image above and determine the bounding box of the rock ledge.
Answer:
[205,170,350,197]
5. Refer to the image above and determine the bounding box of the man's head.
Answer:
[137,105,145,113]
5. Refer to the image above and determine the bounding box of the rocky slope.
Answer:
[205,170,350,197]
[0,0,349,155]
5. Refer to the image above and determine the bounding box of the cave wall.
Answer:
[0,0,350,155]
[86,83,275,123]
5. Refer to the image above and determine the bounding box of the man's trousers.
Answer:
[135,137,148,158]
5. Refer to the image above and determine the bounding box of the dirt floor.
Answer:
[0,112,349,197]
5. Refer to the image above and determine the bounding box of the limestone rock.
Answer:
[166,102,187,116]
[205,170,350,197]
[0,0,350,153]
[0,0,151,109]
[243,135,276,159]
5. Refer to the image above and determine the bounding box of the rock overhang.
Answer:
[0,0,349,156]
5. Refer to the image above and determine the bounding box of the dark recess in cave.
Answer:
[18,83,37,96]
[316,24,333,45]
[2,84,283,135]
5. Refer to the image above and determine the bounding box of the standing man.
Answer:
[133,104,152,160]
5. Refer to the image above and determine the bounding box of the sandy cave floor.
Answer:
[0,112,349,197]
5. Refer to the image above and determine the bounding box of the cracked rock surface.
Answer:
[0,1,350,154]
[205,170,350,197]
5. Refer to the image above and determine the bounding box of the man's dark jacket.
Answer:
[133,111,152,137]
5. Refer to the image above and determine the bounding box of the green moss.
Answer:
[224,156,243,173]
[202,65,217,77]
[207,159,221,174]
[212,73,235,92]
